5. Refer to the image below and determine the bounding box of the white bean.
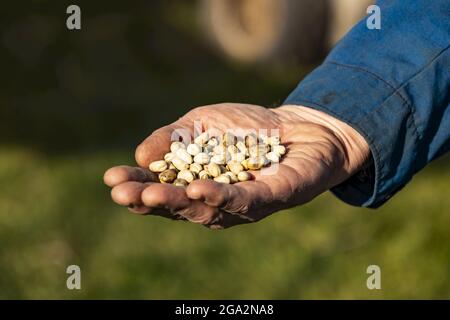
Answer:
[172,157,189,171]
[193,152,210,165]
[149,160,168,173]
[194,132,209,145]
[210,153,230,165]
[164,152,176,162]
[231,152,246,163]
[206,163,221,177]
[177,170,195,183]
[237,171,252,182]
[224,171,238,184]
[207,137,219,147]
[272,145,286,156]
[176,148,193,164]
[266,151,280,163]
[189,163,203,174]
[170,141,186,153]
[187,143,202,156]
[214,174,231,184]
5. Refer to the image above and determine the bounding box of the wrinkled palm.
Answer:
[104,103,368,229]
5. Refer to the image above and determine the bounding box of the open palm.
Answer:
[104,103,369,229]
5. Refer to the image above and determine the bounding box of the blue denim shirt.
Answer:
[285,0,450,208]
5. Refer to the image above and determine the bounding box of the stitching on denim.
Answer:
[326,61,421,141]
[327,61,399,92]
[327,42,450,142]
[286,45,450,206]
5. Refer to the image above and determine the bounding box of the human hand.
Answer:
[104,103,370,229]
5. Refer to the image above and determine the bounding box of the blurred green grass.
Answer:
[0,148,449,299]
[1,0,450,299]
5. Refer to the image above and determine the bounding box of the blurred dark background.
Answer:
[0,0,449,299]
[0,0,317,154]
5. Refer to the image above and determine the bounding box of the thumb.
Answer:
[135,123,190,168]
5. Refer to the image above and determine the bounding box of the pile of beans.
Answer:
[149,132,286,186]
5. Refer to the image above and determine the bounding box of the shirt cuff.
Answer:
[284,61,418,208]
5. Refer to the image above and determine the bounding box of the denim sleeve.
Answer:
[284,0,450,208]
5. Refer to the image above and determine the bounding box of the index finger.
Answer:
[104,165,158,187]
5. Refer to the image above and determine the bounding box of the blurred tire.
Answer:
[199,0,327,64]
[327,0,373,47]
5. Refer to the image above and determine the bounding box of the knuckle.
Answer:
[141,186,167,206]
[185,181,203,200]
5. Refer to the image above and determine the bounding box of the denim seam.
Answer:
[327,42,450,142]
[325,61,421,142]
[392,43,450,143]
[326,61,400,92]
[285,46,450,205]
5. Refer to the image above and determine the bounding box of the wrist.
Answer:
[275,104,371,178]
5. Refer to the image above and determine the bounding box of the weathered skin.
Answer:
[103,103,369,229]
